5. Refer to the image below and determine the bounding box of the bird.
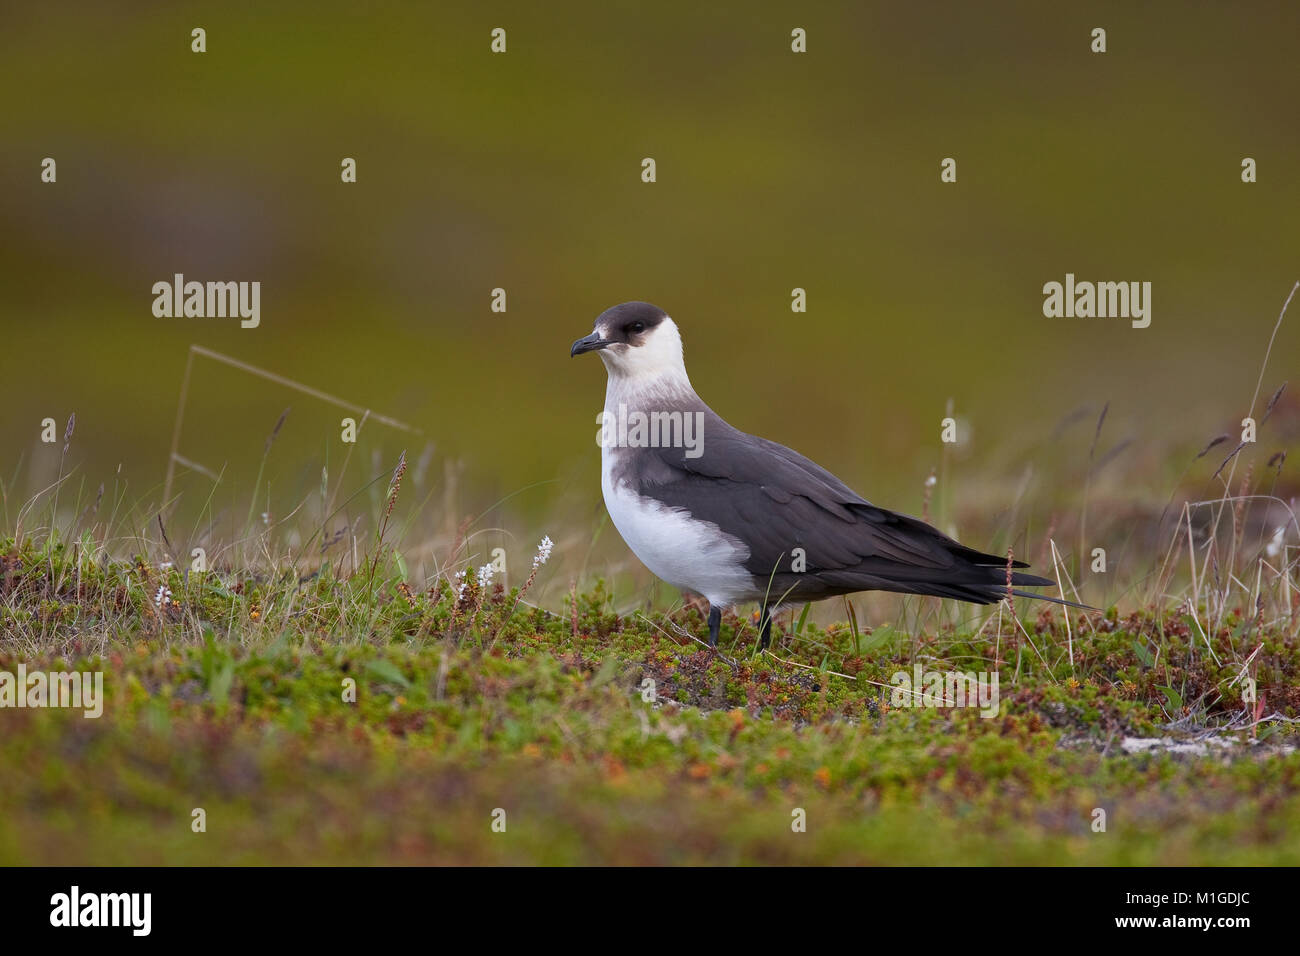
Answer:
[571,300,1078,649]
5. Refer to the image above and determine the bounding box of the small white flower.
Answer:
[154,584,172,608]
[924,474,937,488]
[454,569,468,600]
[533,535,554,569]
[477,563,496,589]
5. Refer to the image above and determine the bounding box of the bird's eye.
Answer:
[628,321,645,334]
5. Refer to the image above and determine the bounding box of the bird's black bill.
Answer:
[570,332,609,357]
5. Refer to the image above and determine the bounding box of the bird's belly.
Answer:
[601,450,754,607]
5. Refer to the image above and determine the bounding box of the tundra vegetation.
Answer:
[2,403,1297,865]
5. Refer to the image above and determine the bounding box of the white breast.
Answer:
[601,444,755,608]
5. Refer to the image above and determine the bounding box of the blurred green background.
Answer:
[2,1,1297,601]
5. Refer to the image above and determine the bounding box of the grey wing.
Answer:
[639,412,1052,603]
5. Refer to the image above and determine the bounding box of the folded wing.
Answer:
[634,410,1054,605]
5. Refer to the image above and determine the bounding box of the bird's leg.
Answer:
[759,603,773,650]
[707,605,721,648]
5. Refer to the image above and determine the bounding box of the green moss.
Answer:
[0,539,1297,863]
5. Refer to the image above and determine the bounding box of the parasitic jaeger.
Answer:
[571,301,1076,649]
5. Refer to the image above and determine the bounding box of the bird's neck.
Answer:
[603,367,697,413]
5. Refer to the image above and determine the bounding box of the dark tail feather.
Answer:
[838,504,1099,611]
[863,577,1097,612]
[950,550,1099,611]
[1010,588,1097,612]
[871,570,1098,612]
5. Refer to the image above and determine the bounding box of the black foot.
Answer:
[759,604,772,650]
[707,605,721,648]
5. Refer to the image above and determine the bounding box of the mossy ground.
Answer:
[2,536,1298,865]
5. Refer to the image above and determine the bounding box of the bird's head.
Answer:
[570,301,689,386]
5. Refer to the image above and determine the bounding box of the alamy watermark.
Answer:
[889,664,999,718]
[0,665,103,718]
[50,886,150,936]
[596,403,704,458]
[152,273,260,328]
[1042,273,1150,328]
